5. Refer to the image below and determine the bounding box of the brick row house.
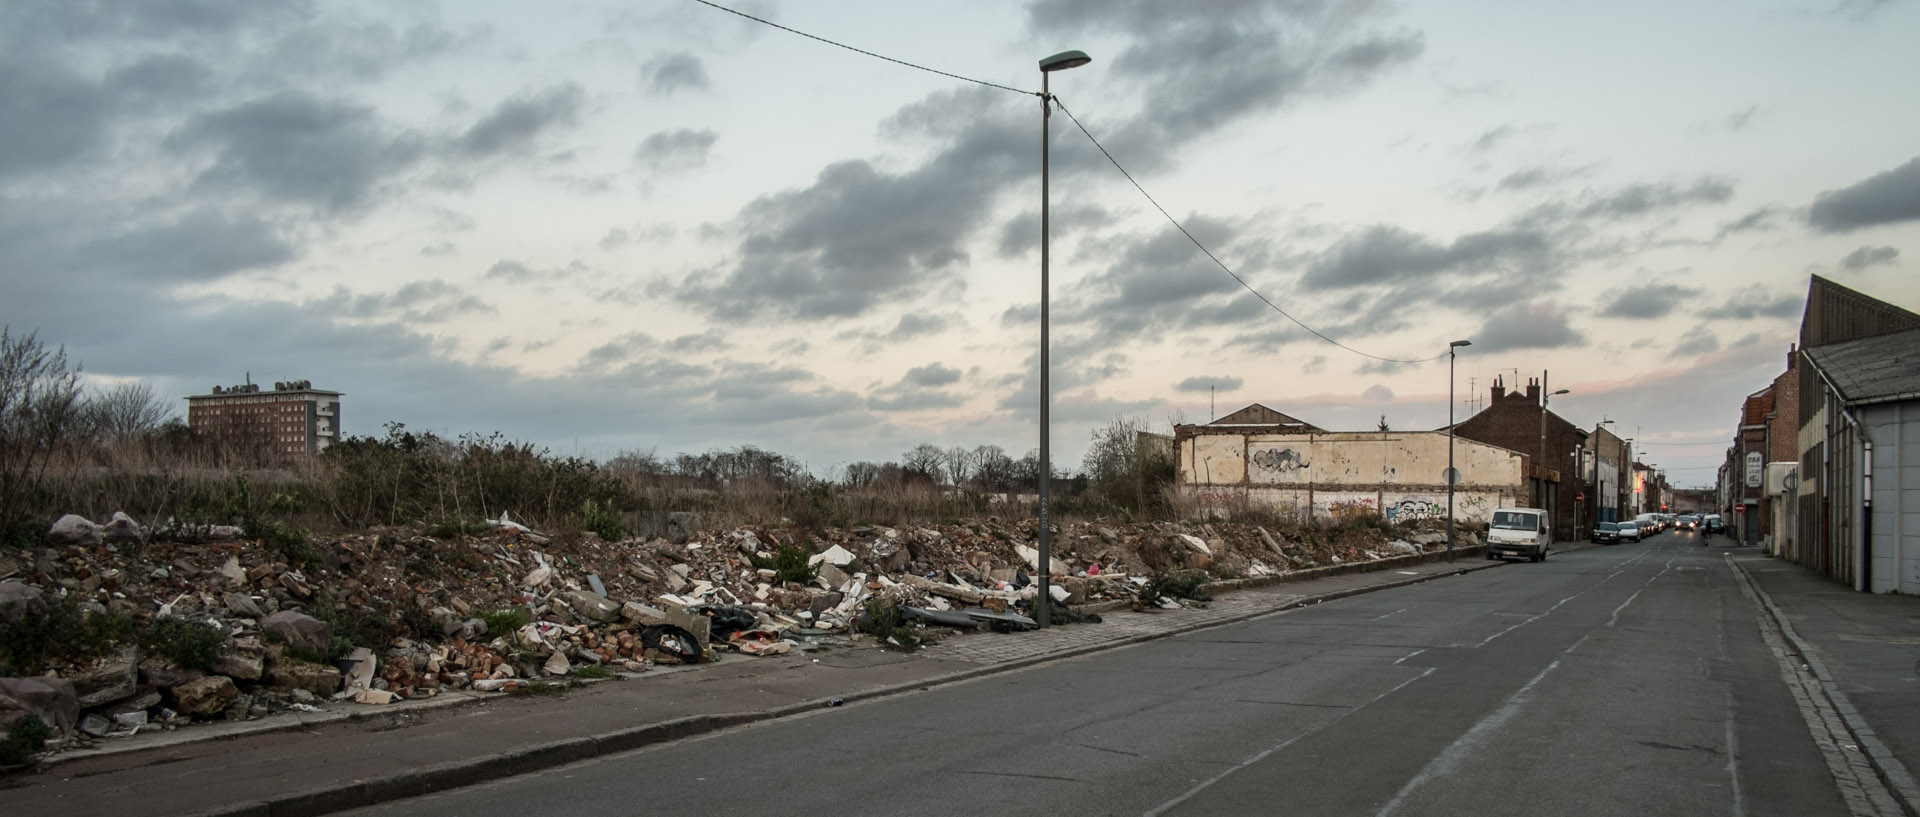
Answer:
[1451,376,1589,541]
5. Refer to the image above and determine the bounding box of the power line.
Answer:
[688,0,1033,97]
[1051,99,1446,365]
[691,0,1448,366]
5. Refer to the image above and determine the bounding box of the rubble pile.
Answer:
[0,511,1470,752]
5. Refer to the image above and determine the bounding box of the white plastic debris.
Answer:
[809,544,857,568]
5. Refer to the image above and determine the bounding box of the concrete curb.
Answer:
[1725,554,1920,816]
[181,554,1504,817]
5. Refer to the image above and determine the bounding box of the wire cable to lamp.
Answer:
[690,0,1450,365]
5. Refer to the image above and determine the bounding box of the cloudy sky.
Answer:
[4,0,1917,486]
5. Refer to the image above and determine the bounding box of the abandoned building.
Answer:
[1174,403,1530,525]
[186,379,343,458]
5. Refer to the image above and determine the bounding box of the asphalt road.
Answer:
[342,532,1857,817]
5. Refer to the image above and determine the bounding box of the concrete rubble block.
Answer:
[620,602,668,626]
[809,544,856,569]
[260,610,332,656]
[47,514,103,546]
[211,652,264,682]
[223,591,264,618]
[664,607,712,650]
[106,687,162,716]
[72,649,141,709]
[1061,577,1091,605]
[172,675,238,718]
[0,579,48,626]
[666,512,695,544]
[815,563,851,590]
[80,712,113,737]
[139,657,205,689]
[1175,534,1212,556]
[544,651,571,676]
[354,688,397,705]
[102,512,146,544]
[0,676,79,737]
[266,663,342,697]
[561,589,621,623]
[216,556,247,586]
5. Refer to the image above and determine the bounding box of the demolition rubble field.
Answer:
[0,512,1474,765]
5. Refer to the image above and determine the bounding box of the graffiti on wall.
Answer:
[1317,495,1378,520]
[1249,447,1311,474]
[1385,498,1443,522]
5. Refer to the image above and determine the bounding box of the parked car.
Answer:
[1594,522,1622,545]
[1616,521,1643,542]
[1703,514,1724,534]
[1633,513,1662,535]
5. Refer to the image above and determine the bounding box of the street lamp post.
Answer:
[1538,377,1569,532]
[1447,339,1471,561]
[1036,49,1089,629]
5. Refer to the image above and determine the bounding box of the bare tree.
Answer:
[901,443,944,483]
[0,328,86,526]
[83,380,173,441]
[971,445,1013,491]
[942,445,975,488]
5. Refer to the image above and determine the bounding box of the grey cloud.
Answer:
[1175,375,1242,393]
[458,84,586,157]
[86,208,295,282]
[1303,225,1552,291]
[316,280,494,323]
[106,53,212,104]
[637,128,716,173]
[1839,245,1899,271]
[1599,283,1702,319]
[643,52,709,96]
[665,331,731,354]
[886,312,952,341]
[678,89,1023,319]
[578,332,657,371]
[1471,125,1516,154]
[996,204,1112,257]
[1807,157,1920,233]
[1029,0,1422,167]
[0,57,110,177]
[902,363,962,388]
[1468,301,1585,354]
[420,242,457,256]
[1570,178,1734,221]
[1714,207,1776,240]
[171,91,423,212]
[1361,385,1395,403]
[1494,163,1595,193]
[1671,327,1719,357]
[1724,106,1758,132]
[486,260,534,283]
[1704,286,1799,320]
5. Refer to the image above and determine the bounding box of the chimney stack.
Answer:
[1491,376,1505,404]
[1525,378,1541,405]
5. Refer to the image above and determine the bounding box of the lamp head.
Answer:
[1040,50,1092,72]
[1449,339,1472,348]
[1551,389,1570,396]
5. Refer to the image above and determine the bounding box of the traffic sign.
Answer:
[1443,467,1460,486]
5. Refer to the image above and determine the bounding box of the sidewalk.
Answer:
[2,553,1502,817]
[1727,546,1920,815]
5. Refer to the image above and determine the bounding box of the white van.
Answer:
[1486,507,1553,562]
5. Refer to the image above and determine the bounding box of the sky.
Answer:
[3,0,1917,488]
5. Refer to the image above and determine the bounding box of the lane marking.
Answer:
[1141,668,1435,817]
[1375,631,1595,817]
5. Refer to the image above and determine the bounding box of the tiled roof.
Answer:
[1804,327,1920,406]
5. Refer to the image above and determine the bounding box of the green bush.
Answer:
[573,664,615,680]
[1138,570,1211,605]
[477,607,532,637]
[1,714,51,766]
[854,597,921,652]
[139,617,230,671]
[749,542,818,585]
[580,498,624,541]
[0,597,134,675]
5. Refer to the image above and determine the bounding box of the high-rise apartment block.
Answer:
[186,380,343,457]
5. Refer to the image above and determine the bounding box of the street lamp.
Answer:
[1036,48,1089,629]
[1539,383,1569,524]
[1446,339,1471,561]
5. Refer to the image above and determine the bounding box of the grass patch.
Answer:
[0,597,135,676]
[506,680,572,697]
[477,607,532,637]
[573,664,615,680]
[1138,569,1212,605]
[0,715,51,767]
[139,617,230,671]
[854,597,922,653]
[748,542,818,585]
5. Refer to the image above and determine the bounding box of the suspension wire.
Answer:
[690,0,1447,365]
[1052,98,1446,365]
[688,0,1035,97]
